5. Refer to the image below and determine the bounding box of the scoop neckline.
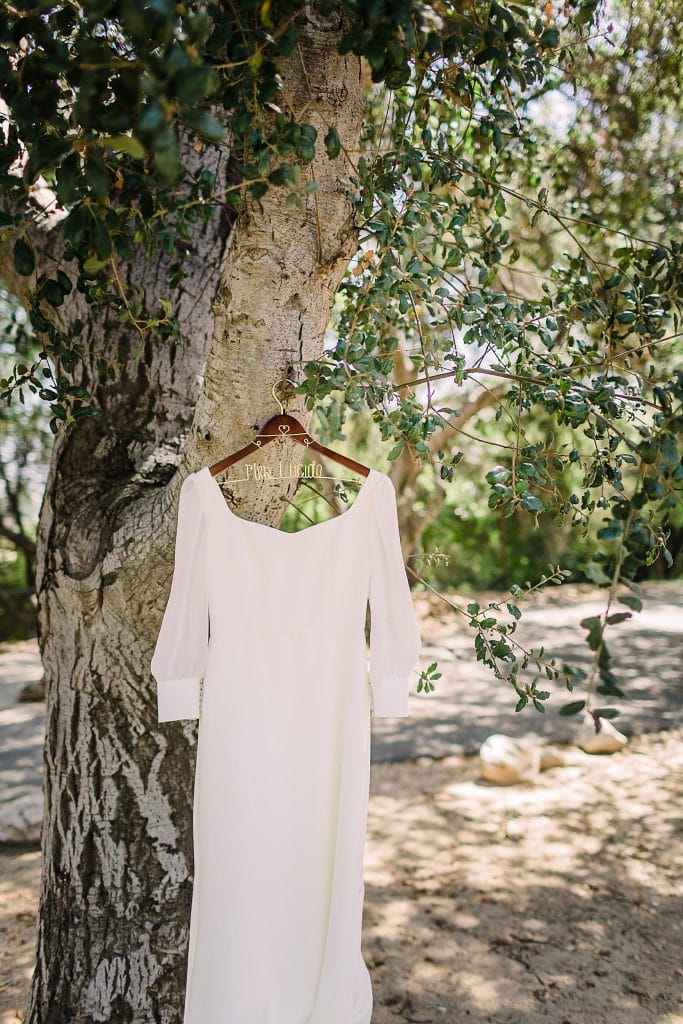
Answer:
[199,464,379,538]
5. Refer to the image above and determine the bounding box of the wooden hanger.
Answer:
[207,378,371,483]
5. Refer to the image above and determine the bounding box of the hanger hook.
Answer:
[271,378,288,416]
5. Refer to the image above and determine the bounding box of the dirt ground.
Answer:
[2,726,681,1024]
[364,727,683,1024]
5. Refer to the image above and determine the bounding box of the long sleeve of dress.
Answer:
[367,474,422,717]
[150,473,209,723]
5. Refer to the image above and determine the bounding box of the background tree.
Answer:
[0,0,681,1020]
[0,287,51,636]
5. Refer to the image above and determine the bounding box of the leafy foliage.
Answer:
[296,0,683,719]
[0,0,681,721]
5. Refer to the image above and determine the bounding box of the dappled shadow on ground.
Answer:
[0,846,40,1022]
[372,581,683,763]
[365,727,683,1024]
[0,731,680,1023]
[0,587,681,1022]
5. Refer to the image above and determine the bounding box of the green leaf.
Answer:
[95,135,146,160]
[41,278,67,306]
[574,0,599,26]
[182,110,225,143]
[580,615,602,651]
[605,612,631,625]
[296,141,315,162]
[559,700,586,716]
[486,465,511,485]
[83,255,109,275]
[90,216,112,260]
[585,563,611,586]
[55,153,81,204]
[540,28,559,47]
[137,102,166,135]
[13,237,35,276]
[597,524,622,541]
[152,130,183,184]
[324,126,341,159]
[84,152,110,199]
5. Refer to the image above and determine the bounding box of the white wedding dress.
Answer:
[150,465,422,1024]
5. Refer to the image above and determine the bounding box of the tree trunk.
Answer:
[23,11,365,1023]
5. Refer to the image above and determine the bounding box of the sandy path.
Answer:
[364,728,682,1024]
[2,726,681,1024]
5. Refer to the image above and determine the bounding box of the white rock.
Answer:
[0,791,43,845]
[540,744,567,769]
[576,716,628,754]
[479,733,542,784]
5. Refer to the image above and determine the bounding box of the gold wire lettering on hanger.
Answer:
[241,461,324,482]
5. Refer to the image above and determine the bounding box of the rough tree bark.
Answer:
[9,9,366,1023]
